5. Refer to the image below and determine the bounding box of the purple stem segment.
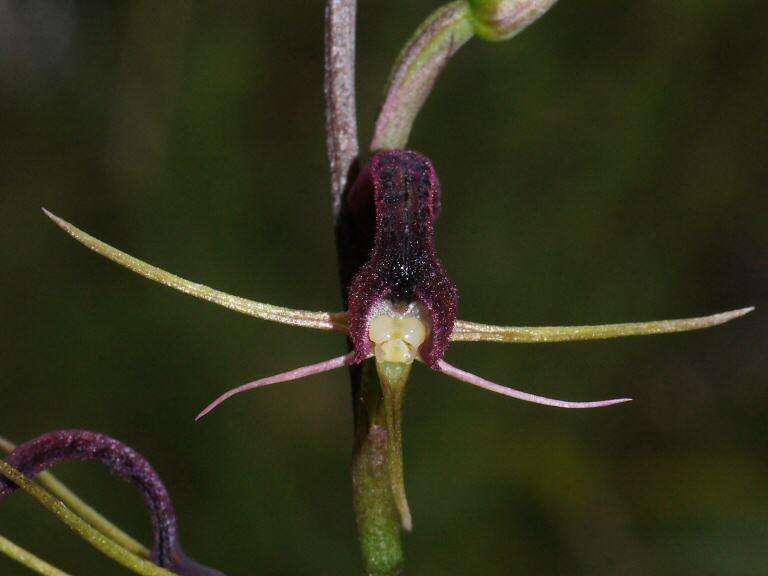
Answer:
[325,0,359,219]
[0,430,224,576]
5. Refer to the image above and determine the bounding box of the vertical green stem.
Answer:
[324,0,406,572]
[350,361,404,576]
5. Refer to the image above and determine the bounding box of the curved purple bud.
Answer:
[0,430,225,576]
[347,150,459,367]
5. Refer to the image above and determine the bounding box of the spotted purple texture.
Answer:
[0,430,225,576]
[347,150,459,367]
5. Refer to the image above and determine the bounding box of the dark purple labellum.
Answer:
[0,430,225,576]
[347,150,459,367]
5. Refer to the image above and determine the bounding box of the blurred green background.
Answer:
[1,1,766,574]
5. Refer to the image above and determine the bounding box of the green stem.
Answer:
[371,1,475,151]
[0,533,74,576]
[0,436,150,559]
[351,361,404,576]
[324,0,405,572]
[0,460,175,576]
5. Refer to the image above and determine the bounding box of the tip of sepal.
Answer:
[730,306,755,317]
[400,505,413,533]
[41,207,59,223]
[697,305,755,329]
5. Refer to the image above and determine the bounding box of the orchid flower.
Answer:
[42,149,752,530]
[0,3,753,576]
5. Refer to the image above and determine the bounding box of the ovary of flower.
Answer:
[369,316,428,364]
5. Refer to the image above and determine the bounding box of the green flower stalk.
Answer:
[372,0,561,151]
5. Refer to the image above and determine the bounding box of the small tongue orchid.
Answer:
[44,149,752,531]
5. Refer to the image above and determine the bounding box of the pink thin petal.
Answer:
[436,360,632,409]
[196,353,356,420]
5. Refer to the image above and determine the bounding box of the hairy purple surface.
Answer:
[347,150,458,367]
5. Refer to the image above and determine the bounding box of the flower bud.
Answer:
[468,0,558,42]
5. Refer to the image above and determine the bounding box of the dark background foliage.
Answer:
[1,1,766,574]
